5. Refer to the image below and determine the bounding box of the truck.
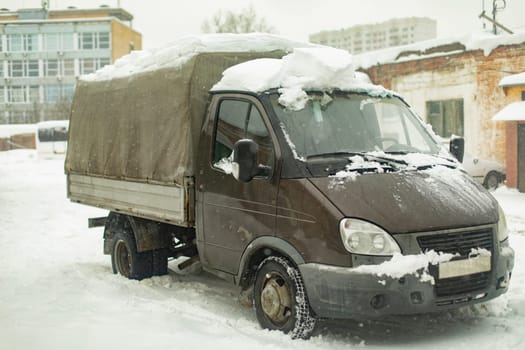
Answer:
[65,34,514,339]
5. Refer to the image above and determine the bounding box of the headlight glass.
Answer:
[498,205,508,242]
[339,218,401,256]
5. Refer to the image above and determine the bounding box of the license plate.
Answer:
[438,255,491,279]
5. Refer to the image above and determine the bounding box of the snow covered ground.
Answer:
[1,150,524,350]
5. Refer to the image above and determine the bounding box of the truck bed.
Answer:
[67,174,194,227]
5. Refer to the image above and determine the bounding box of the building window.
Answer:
[79,58,110,75]
[9,60,24,77]
[45,84,75,103]
[426,99,464,138]
[7,33,38,52]
[8,86,28,103]
[44,59,75,77]
[0,86,4,104]
[79,32,94,49]
[29,85,40,103]
[28,60,39,77]
[45,85,61,103]
[99,32,110,49]
[62,84,75,99]
[521,91,525,101]
[63,59,75,76]
[43,33,59,51]
[78,32,110,50]
[7,60,38,78]
[43,33,74,51]
[44,59,59,76]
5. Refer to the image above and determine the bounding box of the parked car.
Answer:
[462,153,506,190]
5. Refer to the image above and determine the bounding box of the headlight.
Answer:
[498,205,508,242]
[339,218,401,256]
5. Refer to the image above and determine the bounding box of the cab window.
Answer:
[212,99,274,175]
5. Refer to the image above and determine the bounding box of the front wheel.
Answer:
[253,256,316,339]
[483,171,502,191]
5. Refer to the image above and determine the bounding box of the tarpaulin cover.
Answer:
[65,51,285,185]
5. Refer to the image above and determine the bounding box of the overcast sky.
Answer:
[3,0,525,49]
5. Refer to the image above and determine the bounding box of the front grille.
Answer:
[417,228,493,257]
[417,227,494,297]
[434,272,490,297]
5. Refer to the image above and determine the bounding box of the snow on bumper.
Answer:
[299,245,514,319]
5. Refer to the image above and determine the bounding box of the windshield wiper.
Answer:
[364,153,408,166]
[306,151,367,160]
[383,151,410,155]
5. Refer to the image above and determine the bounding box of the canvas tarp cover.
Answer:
[65,51,285,185]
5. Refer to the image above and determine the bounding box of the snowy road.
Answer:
[1,150,524,350]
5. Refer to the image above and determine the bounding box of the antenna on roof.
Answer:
[479,0,513,34]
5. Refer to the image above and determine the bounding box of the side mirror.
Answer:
[232,139,262,183]
[449,136,465,163]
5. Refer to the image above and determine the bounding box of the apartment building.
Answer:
[0,6,142,124]
[309,17,436,54]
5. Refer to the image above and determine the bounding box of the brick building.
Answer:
[494,73,525,191]
[0,5,142,124]
[353,32,525,168]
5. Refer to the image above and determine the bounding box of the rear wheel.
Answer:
[253,256,316,339]
[111,230,153,280]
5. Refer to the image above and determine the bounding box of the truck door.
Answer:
[196,95,279,275]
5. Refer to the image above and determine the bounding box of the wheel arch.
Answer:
[236,236,305,289]
[104,212,168,254]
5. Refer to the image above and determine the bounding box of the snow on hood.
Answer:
[81,33,317,81]
[212,47,393,110]
[353,30,525,69]
[499,72,525,87]
[311,158,498,234]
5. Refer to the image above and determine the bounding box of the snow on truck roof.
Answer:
[211,47,394,110]
[81,33,318,81]
[82,33,393,111]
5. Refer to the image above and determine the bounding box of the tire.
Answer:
[483,171,501,191]
[111,230,153,280]
[253,256,316,339]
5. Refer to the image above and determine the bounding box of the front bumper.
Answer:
[299,245,514,319]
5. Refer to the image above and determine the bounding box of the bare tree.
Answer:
[201,5,275,34]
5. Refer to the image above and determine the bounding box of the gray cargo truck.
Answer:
[66,36,514,339]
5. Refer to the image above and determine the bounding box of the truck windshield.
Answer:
[270,92,440,159]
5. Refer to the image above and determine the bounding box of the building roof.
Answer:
[493,101,525,121]
[0,7,133,23]
[353,31,525,69]
[49,7,133,22]
[499,72,525,87]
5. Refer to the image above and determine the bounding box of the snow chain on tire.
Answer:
[256,256,317,339]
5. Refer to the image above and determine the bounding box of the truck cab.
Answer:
[194,87,513,338]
